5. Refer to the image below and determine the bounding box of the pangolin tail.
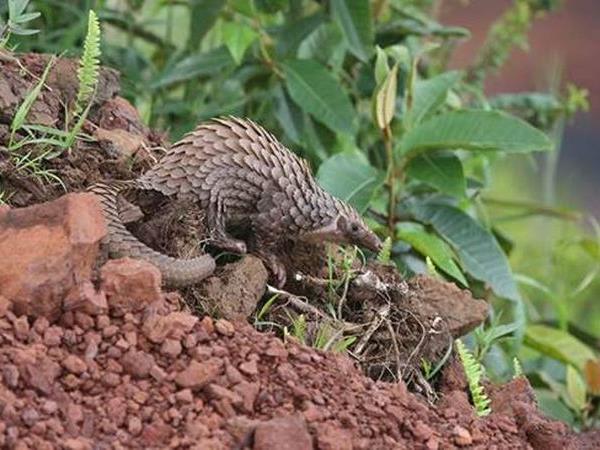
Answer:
[88,181,215,287]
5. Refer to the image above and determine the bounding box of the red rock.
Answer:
[32,317,49,334]
[100,258,162,314]
[199,316,214,334]
[13,347,61,395]
[63,438,92,450]
[2,364,19,387]
[315,423,352,450]
[0,193,106,320]
[410,420,434,442]
[149,364,167,382]
[140,420,173,446]
[175,389,194,404]
[239,359,258,376]
[214,319,234,337]
[0,295,11,317]
[233,381,259,413]
[128,416,143,436]
[43,326,63,346]
[175,360,220,389]
[453,425,473,446]
[142,312,198,344]
[160,338,182,358]
[63,281,108,316]
[205,384,242,406]
[62,355,87,375]
[13,316,30,341]
[121,350,155,379]
[254,416,313,450]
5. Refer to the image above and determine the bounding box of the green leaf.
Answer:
[535,389,576,425]
[187,0,223,47]
[150,47,233,89]
[399,110,553,157]
[565,365,587,412]
[374,46,389,85]
[407,201,520,301]
[275,12,325,56]
[283,59,356,135]
[297,23,345,68]
[396,222,467,286]
[222,22,258,65]
[407,153,466,198]
[407,71,462,127]
[317,150,385,213]
[372,63,398,130]
[255,0,288,13]
[525,325,597,372]
[330,0,373,62]
[273,84,304,144]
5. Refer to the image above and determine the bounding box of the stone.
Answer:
[315,423,353,450]
[254,416,313,450]
[0,295,11,317]
[142,312,198,344]
[62,355,87,375]
[453,425,473,446]
[0,193,106,320]
[121,350,155,379]
[214,319,234,337]
[175,360,220,390]
[100,258,162,314]
[198,256,268,320]
[63,281,108,316]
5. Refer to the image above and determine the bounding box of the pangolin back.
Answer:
[136,117,342,233]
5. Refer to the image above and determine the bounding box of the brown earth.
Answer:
[1,52,598,449]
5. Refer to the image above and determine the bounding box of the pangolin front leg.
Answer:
[205,198,247,254]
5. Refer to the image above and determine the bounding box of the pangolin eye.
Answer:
[350,223,359,232]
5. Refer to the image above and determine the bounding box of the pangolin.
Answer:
[90,117,381,287]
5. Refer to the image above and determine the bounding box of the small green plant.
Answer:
[377,236,392,264]
[290,314,307,344]
[73,9,100,119]
[5,9,101,187]
[513,357,523,378]
[0,0,40,46]
[472,314,520,361]
[9,56,54,149]
[456,339,492,417]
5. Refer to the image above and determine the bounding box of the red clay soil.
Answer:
[1,281,599,450]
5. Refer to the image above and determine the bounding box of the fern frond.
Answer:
[456,339,491,417]
[74,10,101,117]
[513,357,523,378]
[377,236,392,264]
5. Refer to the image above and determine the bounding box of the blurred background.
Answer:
[442,0,599,217]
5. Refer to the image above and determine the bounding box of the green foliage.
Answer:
[8,0,599,425]
[0,0,40,46]
[9,56,54,148]
[377,237,392,264]
[73,10,101,118]
[456,339,491,417]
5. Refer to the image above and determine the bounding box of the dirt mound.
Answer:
[1,278,598,449]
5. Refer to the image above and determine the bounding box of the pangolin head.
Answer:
[302,196,382,253]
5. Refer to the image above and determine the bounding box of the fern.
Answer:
[73,10,101,118]
[291,314,307,344]
[377,236,392,264]
[512,357,523,378]
[455,339,491,417]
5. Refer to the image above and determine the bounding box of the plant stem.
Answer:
[383,124,395,234]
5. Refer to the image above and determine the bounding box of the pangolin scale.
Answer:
[90,117,381,286]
